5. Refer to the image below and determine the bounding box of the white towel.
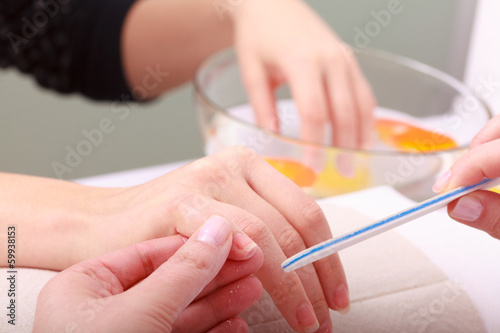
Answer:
[242,204,486,332]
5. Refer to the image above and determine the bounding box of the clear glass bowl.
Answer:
[194,48,492,201]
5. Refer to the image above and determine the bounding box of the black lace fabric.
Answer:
[0,0,136,100]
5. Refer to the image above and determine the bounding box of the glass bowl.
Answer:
[194,48,492,201]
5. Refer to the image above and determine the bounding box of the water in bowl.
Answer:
[204,100,466,199]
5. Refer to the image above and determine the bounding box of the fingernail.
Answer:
[304,147,324,173]
[296,303,319,333]
[267,117,280,132]
[336,153,355,178]
[197,215,231,246]
[333,285,350,314]
[450,196,483,222]
[317,320,333,333]
[432,171,451,193]
[233,232,258,257]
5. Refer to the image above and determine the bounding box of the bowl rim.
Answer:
[194,47,493,156]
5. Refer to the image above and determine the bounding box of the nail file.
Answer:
[282,177,500,273]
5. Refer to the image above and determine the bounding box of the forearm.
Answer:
[121,0,234,98]
[0,173,111,270]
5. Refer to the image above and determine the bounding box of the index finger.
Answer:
[286,61,328,146]
[439,139,500,191]
[347,53,376,149]
[469,114,500,150]
[238,52,281,132]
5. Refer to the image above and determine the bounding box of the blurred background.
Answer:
[0,0,485,179]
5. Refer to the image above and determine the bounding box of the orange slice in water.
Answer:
[376,119,457,152]
[264,158,317,187]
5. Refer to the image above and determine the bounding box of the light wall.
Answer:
[0,0,476,179]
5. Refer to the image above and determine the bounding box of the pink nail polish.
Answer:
[432,171,451,193]
[450,196,483,222]
[197,215,230,246]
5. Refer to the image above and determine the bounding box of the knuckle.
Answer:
[300,200,327,231]
[324,46,344,64]
[224,145,258,166]
[168,251,212,273]
[471,130,489,147]
[331,93,356,119]
[204,172,229,196]
[289,49,316,65]
[189,157,222,182]
[164,192,198,219]
[270,273,303,306]
[309,296,329,314]
[242,69,263,90]
[187,155,242,196]
[276,227,304,255]
[132,243,155,276]
[486,207,500,239]
[149,304,177,330]
[237,145,259,161]
[337,112,356,130]
[301,110,328,126]
[238,216,268,241]
[460,153,486,178]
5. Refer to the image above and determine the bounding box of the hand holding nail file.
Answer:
[282,177,500,272]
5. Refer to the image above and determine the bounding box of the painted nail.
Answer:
[233,232,258,257]
[450,196,483,222]
[333,285,350,314]
[432,171,451,193]
[197,215,231,246]
[296,303,319,333]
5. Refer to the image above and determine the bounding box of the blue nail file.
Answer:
[282,177,500,273]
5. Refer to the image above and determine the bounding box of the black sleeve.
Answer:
[0,0,137,101]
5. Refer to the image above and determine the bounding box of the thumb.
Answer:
[125,215,233,325]
[448,191,500,239]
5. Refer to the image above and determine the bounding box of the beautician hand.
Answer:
[433,114,500,239]
[34,216,264,332]
[3,147,348,332]
[123,0,375,149]
[99,147,347,332]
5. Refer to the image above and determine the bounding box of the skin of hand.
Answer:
[1,147,348,332]
[232,0,376,149]
[92,147,347,332]
[122,0,375,149]
[33,215,265,333]
[433,114,500,239]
